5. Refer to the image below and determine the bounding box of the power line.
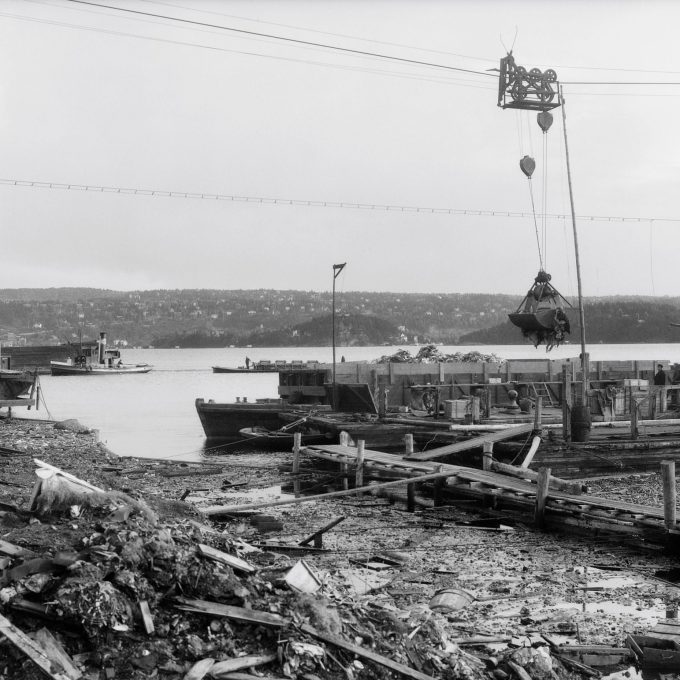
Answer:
[3,177,679,224]
[64,0,496,79]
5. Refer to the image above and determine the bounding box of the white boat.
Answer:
[50,332,151,376]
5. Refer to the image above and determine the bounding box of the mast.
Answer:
[559,84,588,404]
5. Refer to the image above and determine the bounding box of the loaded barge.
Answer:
[196,356,680,465]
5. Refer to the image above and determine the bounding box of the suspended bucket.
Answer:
[509,271,571,350]
[571,404,592,443]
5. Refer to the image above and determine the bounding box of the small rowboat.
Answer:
[238,426,334,448]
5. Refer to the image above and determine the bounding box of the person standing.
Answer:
[245,356,250,370]
[654,363,668,413]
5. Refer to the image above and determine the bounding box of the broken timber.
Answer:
[405,423,535,461]
[300,443,680,544]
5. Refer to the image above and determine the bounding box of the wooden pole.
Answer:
[535,466,551,529]
[534,396,542,430]
[482,441,493,471]
[559,84,588,408]
[339,431,349,447]
[562,364,571,441]
[404,433,414,455]
[433,464,444,507]
[407,477,415,513]
[340,455,349,491]
[355,440,365,495]
[292,433,301,475]
[631,400,638,440]
[661,461,677,530]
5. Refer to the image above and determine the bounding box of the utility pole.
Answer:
[331,262,346,409]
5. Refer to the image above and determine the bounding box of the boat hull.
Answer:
[50,362,152,376]
[196,398,284,440]
[0,371,35,400]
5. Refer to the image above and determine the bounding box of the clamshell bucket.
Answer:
[509,271,571,349]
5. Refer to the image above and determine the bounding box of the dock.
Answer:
[301,440,680,548]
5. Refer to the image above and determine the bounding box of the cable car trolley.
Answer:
[497,52,561,112]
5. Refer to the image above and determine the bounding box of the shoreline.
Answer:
[1,417,678,679]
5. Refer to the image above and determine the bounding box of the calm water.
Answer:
[20,343,680,462]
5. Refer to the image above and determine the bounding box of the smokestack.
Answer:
[98,332,106,363]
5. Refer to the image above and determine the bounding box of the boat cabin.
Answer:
[73,332,122,368]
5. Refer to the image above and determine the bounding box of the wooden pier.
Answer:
[301,441,680,547]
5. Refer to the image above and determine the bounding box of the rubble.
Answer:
[1,418,680,679]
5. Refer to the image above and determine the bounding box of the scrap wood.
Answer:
[211,674,285,680]
[251,543,328,555]
[33,458,104,493]
[552,653,600,677]
[452,636,513,645]
[0,613,74,680]
[209,653,277,677]
[158,467,225,478]
[298,515,345,547]
[184,658,215,680]
[556,645,633,666]
[0,538,35,558]
[197,543,256,574]
[507,660,533,680]
[204,468,460,516]
[300,622,435,680]
[34,627,82,680]
[138,600,154,635]
[174,596,288,627]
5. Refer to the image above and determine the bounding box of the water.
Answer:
[20,343,680,462]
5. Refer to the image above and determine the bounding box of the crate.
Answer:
[444,399,470,419]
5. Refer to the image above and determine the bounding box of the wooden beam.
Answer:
[174,597,287,627]
[197,543,256,574]
[405,423,535,461]
[203,467,460,516]
[298,516,345,547]
[301,623,434,680]
[210,654,278,678]
[0,613,74,680]
[491,461,583,495]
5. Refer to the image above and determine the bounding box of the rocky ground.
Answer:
[0,416,679,680]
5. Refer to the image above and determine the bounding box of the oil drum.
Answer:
[571,404,592,443]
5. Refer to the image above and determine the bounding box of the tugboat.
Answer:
[50,332,152,376]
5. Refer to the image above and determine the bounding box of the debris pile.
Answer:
[374,345,503,365]
[0,419,679,679]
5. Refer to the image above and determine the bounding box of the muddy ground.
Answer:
[0,416,679,680]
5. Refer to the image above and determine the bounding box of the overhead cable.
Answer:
[65,0,496,78]
[2,177,679,224]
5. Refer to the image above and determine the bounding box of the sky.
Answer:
[1,0,680,297]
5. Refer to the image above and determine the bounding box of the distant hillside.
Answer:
[0,287,679,348]
[460,300,680,344]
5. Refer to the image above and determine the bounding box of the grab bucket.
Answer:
[571,404,592,443]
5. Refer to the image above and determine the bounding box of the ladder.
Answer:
[529,382,554,407]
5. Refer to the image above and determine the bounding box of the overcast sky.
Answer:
[1,0,679,297]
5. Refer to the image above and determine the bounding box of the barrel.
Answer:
[571,404,592,442]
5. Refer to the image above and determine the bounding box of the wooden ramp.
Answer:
[303,443,677,543]
[404,422,535,461]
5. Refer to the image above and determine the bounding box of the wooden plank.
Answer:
[301,623,434,680]
[210,654,278,678]
[174,597,287,627]
[33,628,82,680]
[0,539,33,557]
[0,613,73,680]
[197,543,256,574]
[298,516,345,547]
[405,423,535,461]
[138,601,154,635]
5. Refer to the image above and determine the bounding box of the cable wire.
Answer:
[65,0,496,79]
[4,177,680,224]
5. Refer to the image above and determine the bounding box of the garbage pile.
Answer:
[374,345,503,365]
